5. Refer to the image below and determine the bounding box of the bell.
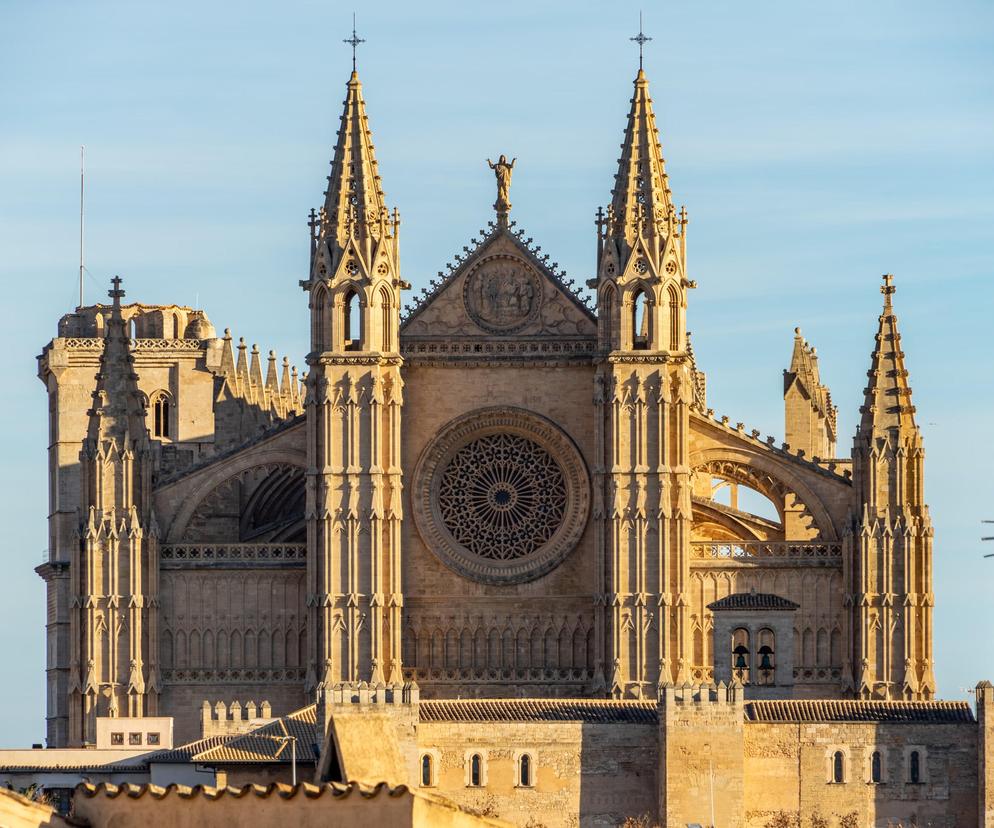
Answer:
[759,653,773,670]
[735,653,747,670]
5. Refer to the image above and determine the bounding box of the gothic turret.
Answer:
[70,277,160,745]
[594,69,690,353]
[302,66,406,697]
[592,63,696,698]
[784,327,837,460]
[845,275,934,700]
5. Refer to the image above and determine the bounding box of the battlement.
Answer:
[324,681,420,707]
[200,700,274,738]
[662,681,745,708]
[58,303,215,340]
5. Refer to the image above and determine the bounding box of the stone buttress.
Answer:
[303,70,408,692]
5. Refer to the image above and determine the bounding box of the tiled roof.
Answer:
[745,700,975,724]
[419,698,658,724]
[76,780,409,801]
[707,592,799,612]
[149,705,319,765]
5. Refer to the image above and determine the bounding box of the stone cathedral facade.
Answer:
[34,62,980,827]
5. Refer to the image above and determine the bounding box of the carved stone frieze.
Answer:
[463,254,543,334]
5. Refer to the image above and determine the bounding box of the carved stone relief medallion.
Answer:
[412,407,590,585]
[463,254,543,334]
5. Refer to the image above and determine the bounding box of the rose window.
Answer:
[437,434,567,561]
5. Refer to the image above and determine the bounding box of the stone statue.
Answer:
[487,154,516,213]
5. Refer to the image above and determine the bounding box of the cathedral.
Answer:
[32,53,992,827]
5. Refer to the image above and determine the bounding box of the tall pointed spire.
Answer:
[85,276,148,445]
[858,274,917,435]
[321,71,390,251]
[606,68,676,255]
[784,327,837,458]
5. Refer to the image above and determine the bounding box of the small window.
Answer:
[909,750,921,784]
[870,751,882,783]
[518,753,533,787]
[110,732,124,746]
[147,732,160,746]
[632,288,649,350]
[470,753,482,787]
[344,289,362,351]
[420,754,433,787]
[832,751,845,784]
[128,733,142,746]
[151,391,171,439]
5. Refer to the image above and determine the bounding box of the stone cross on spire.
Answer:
[881,272,896,308]
[109,275,125,306]
[630,13,652,70]
[343,13,365,73]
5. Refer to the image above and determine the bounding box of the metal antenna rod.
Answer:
[79,145,85,308]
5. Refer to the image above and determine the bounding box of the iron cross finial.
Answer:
[109,275,125,305]
[344,13,365,73]
[630,12,652,70]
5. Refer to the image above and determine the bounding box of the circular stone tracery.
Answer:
[412,408,590,585]
[438,433,567,561]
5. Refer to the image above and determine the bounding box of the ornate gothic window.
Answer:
[413,408,590,585]
[632,288,649,349]
[344,289,362,350]
[151,391,171,439]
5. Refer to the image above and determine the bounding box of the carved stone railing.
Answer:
[162,667,306,685]
[691,541,842,566]
[160,543,306,568]
[62,337,204,350]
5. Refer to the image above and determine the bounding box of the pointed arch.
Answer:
[600,281,618,350]
[343,287,364,351]
[377,284,394,352]
[630,285,650,350]
[667,282,681,351]
[312,284,330,352]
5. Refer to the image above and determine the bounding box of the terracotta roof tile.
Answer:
[419,698,658,724]
[76,780,409,801]
[708,592,799,612]
[745,700,975,724]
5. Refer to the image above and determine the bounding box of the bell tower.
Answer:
[591,57,695,697]
[302,65,408,693]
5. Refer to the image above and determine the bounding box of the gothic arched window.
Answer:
[756,628,775,686]
[151,391,171,439]
[632,288,649,350]
[344,289,362,351]
[420,754,433,787]
[378,286,393,352]
[871,750,882,783]
[469,753,483,787]
[667,284,680,350]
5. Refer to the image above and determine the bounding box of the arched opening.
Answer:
[756,628,775,686]
[631,288,649,350]
[832,751,845,784]
[871,751,882,783]
[312,288,328,352]
[518,753,532,787]
[344,289,362,351]
[601,284,617,350]
[469,753,483,787]
[732,627,750,684]
[378,286,393,352]
[668,284,680,350]
[909,750,921,784]
[150,391,171,439]
[420,754,433,787]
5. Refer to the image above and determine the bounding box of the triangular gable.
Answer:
[401,221,597,339]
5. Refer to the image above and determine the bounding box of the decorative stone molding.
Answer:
[412,407,590,585]
[161,668,306,684]
[691,541,842,565]
[160,544,306,567]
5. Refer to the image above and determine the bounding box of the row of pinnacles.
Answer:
[200,699,274,737]
[214,328,305,423]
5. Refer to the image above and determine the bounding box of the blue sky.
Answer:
[0,1,991,745]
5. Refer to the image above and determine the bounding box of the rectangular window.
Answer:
[110,732,124,745]
[147,732,161,745]
[128,733,142,746]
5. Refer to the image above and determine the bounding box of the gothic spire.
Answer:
[858,274,917,436]
[606,68,676,253]
[321,70,390,251]
[85,276,148,446]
